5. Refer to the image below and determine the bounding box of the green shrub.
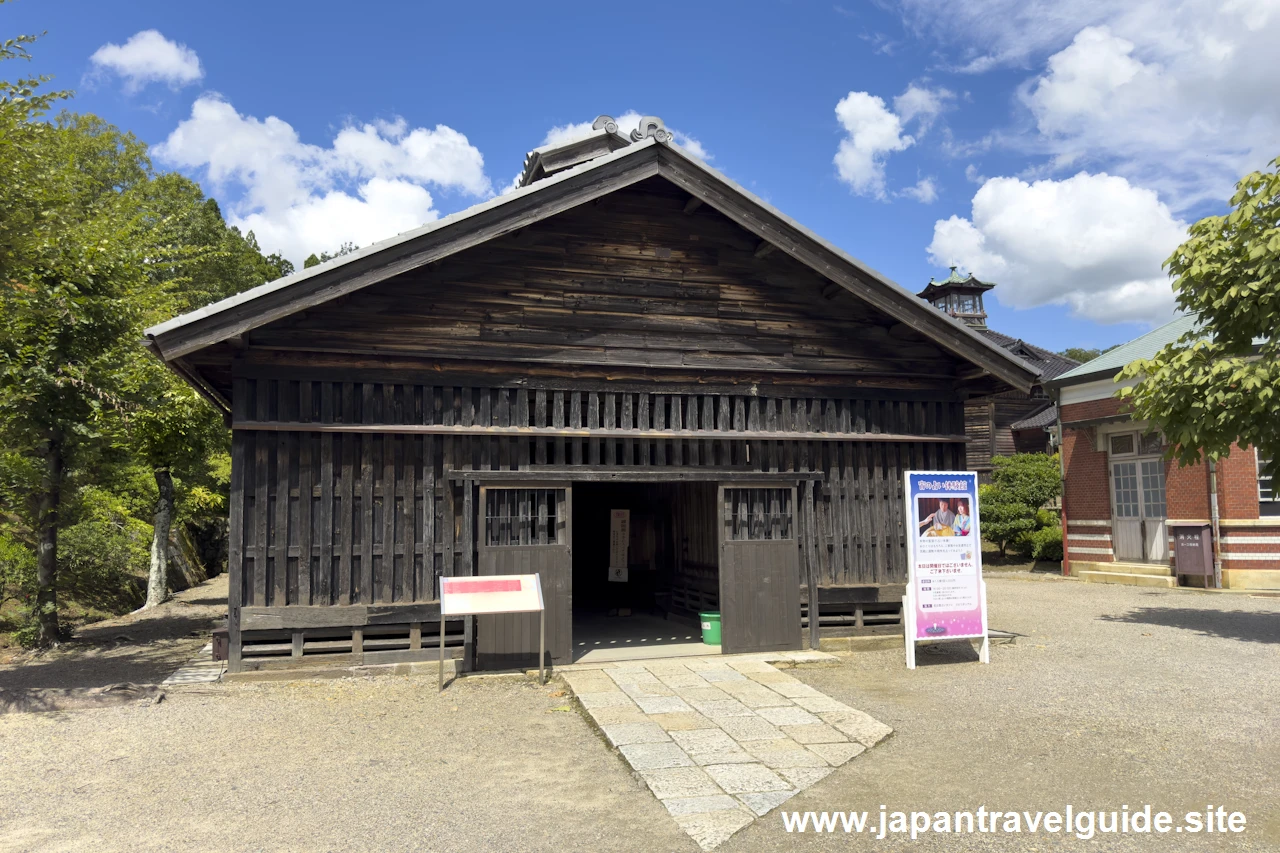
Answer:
[978,454,1062,557]
[979,483,1038,557]
[1024,526,1064,561]
[59,516,149,612]
[991,454,1061,508]
[0,532,37,604]
[56,486,150,613]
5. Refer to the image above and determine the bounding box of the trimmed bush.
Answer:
[979,454,1062,558]
[1025,526,1064,561]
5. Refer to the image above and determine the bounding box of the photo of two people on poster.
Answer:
[918,497,972,537]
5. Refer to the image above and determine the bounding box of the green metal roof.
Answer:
[916,267,996,299]
[933,266,979,285]
[1052,313,1201,384]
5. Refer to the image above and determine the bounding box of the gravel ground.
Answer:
[1,574,1277,853]
[733,575,1280,852]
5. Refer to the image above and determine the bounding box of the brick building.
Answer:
[1048,315,1279,589]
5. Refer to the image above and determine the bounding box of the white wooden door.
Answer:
[1140,459,1168,563]
[1111,461,1143,561]
[1110,458,1167,563]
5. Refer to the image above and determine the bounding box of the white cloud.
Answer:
[156,95,490,264]
[833,85,952,198]
[893,84,953,130]
[927,171,1188,325]
[88,30,202,93]
[894,0,1280,208]
[540,112,711,160]
[900,177,939,203]
[834,93,910,198]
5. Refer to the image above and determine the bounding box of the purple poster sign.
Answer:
[903,471,989,669]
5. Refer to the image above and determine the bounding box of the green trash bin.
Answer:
[699,611,722,645]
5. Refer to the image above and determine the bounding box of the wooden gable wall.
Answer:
[226,177,957,391]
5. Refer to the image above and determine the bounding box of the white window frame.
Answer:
[1258,448,1275,503]
[1106,429,1163,458]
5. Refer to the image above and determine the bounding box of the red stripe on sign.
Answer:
[442,579,522,594]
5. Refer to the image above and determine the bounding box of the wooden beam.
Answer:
[240,602,453,631]
[455,468,824,483]
[682,196,703,215]
[233,420,970,443]
[233,355,966,401]
[753,241,777,259]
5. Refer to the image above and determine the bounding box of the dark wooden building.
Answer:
[917,268,1078,478]
[147,116,1036,673]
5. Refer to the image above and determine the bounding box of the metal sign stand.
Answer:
[438,574,546,691]
[439,610,544,690]
[903,470,990,670]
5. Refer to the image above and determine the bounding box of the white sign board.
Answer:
[902,471,989,670]
[440,574,544,615]
[438,574,546,688]
[609,509,630,583]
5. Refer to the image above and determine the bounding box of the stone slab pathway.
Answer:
[161,642,226,686]
[563,654,892,850]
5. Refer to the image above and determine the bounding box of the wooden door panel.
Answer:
[718,485,802,655]
[720,540,801,653]
[1113,520,1144,562]
[476,487,572,669]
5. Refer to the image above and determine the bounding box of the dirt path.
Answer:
[0,574,226,692]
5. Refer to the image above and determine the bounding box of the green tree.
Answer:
[1120,158,1280,481]
[123,174,262,608]
[303,241,358,269]
[1058,345,1119,364]
[978,454,1061,558]
[0,37,153,642]
[0,23,294,640]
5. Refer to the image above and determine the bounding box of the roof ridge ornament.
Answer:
[630,115,672,143]
[591,114,672,144]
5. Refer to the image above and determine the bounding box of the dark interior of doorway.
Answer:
[571,481,720,659]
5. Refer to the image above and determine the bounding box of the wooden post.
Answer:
[804,482,820,650]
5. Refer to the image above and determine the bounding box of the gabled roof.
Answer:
[518,124,632,187]
[978,329,1079,382]
[146,135,1039,400]
[1051,314,1201,386]
[1009,403,1058,431]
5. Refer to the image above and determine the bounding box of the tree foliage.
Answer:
[978,454,1061,558]
[1057,345,1119,364]
[1119,158,1280,480]
[0,26,290,643]
[303,241,358,269]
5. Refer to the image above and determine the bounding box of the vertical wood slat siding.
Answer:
[230,381,963,608]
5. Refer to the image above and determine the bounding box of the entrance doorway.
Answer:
[471,478,805,669]
[1109,431,1168,563]
[571,482,719,662]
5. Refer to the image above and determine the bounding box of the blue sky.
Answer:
[8,0,1278,353]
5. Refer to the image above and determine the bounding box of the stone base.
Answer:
[1222,569,1280,590]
